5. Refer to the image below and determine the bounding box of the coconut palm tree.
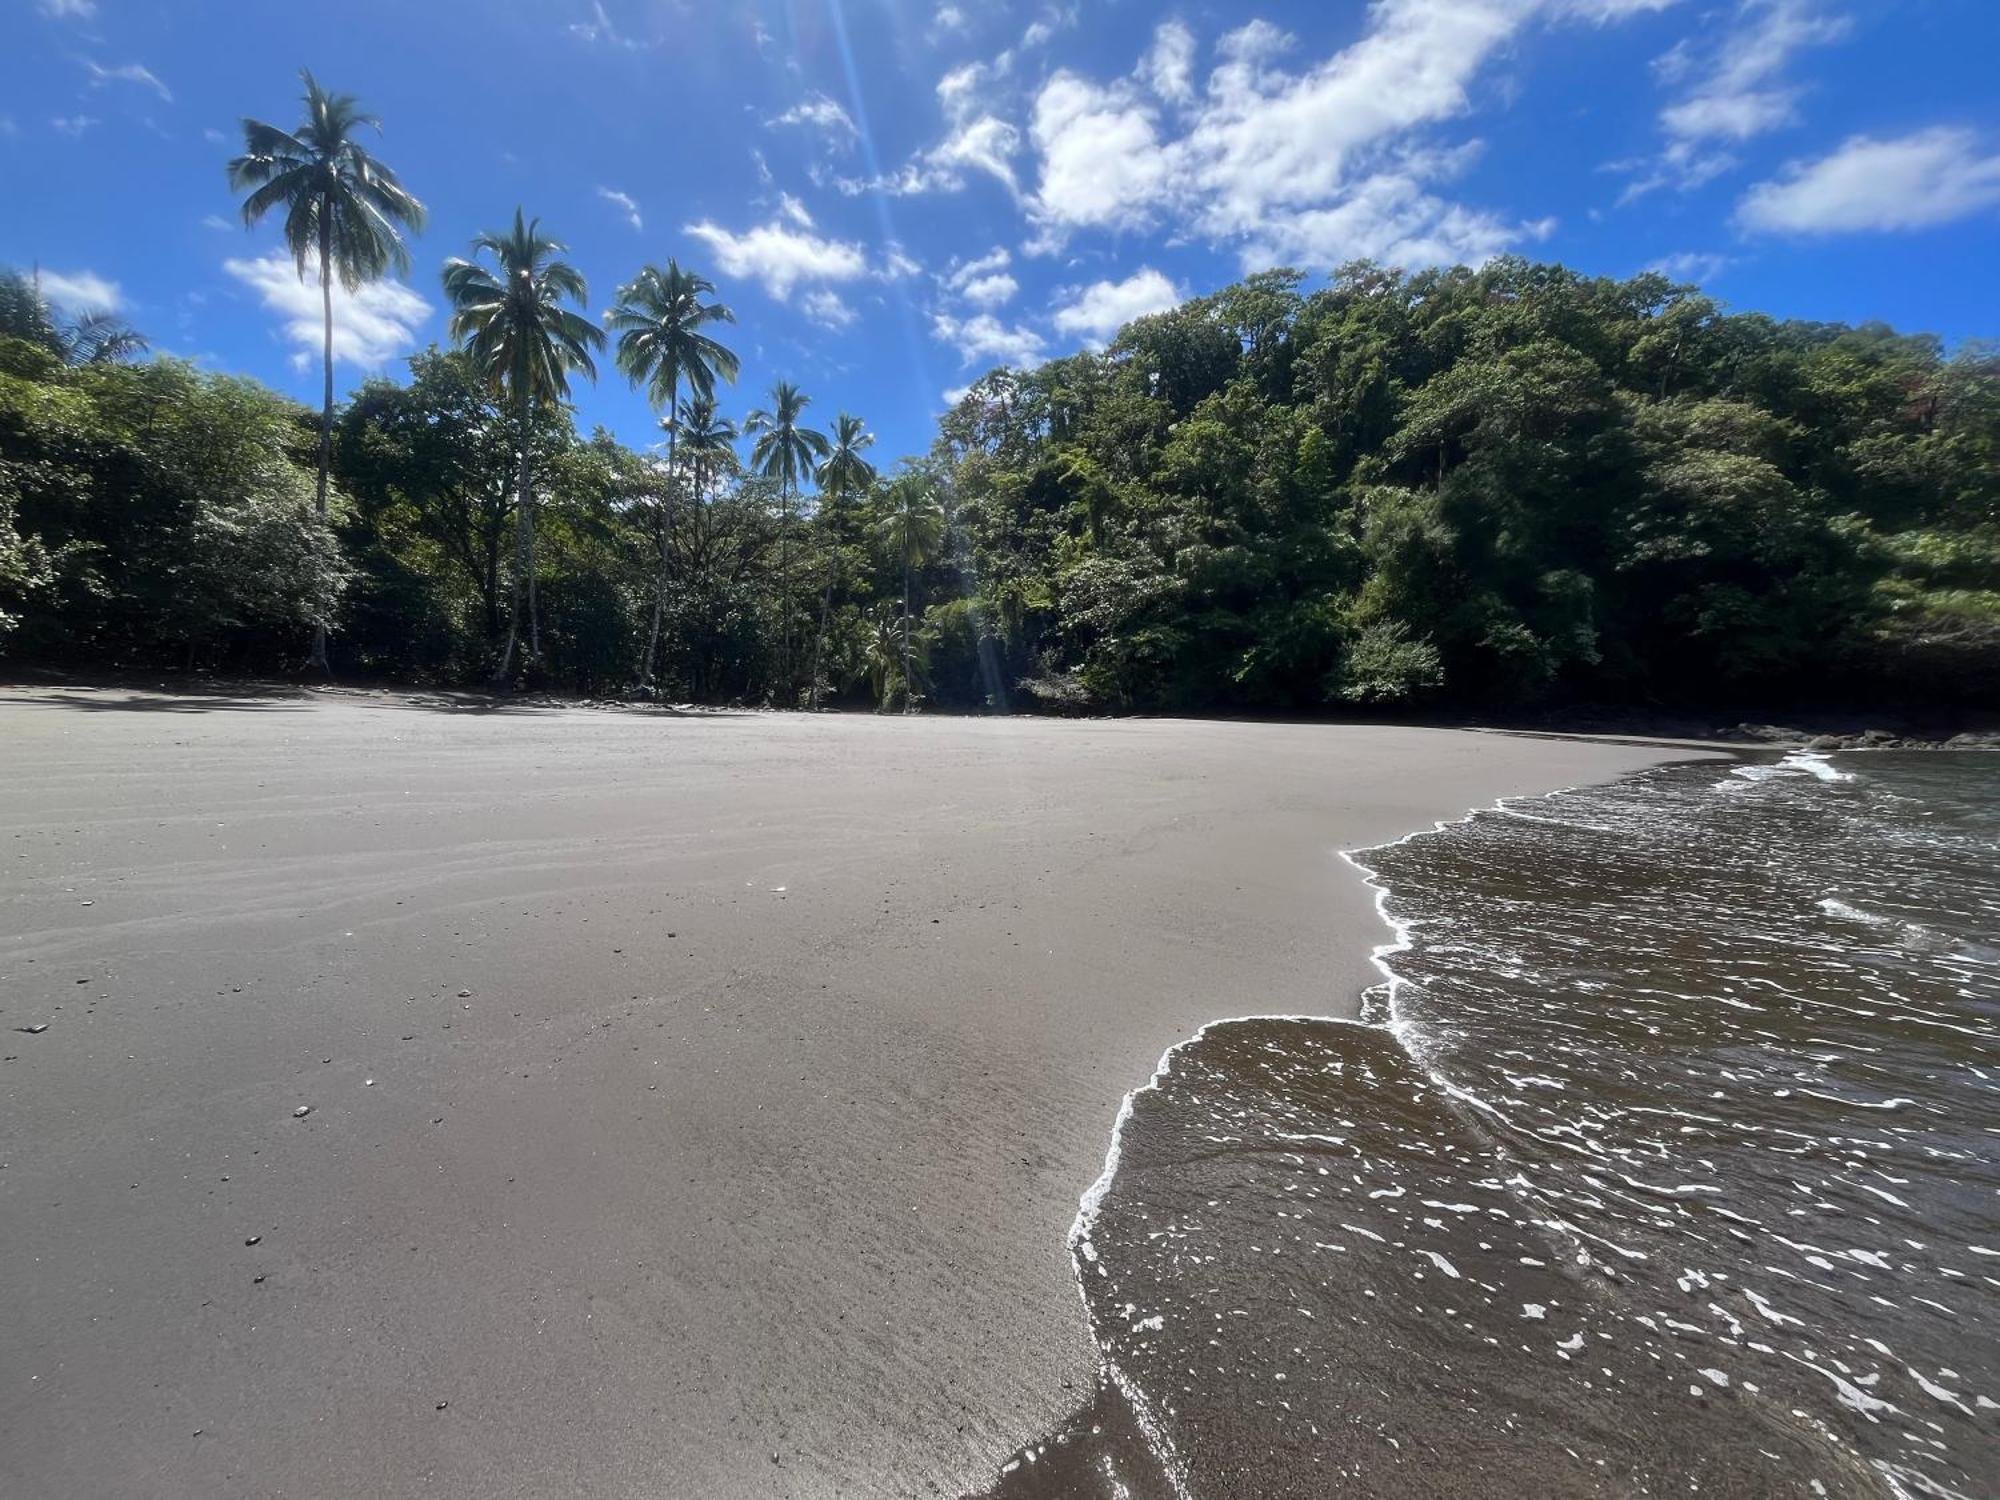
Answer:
[808,412,876,708]
[605,262,738,688]
[0,269,147,365]
[228,70,425,673]
[874,474,945,712]
[744,381,828,702]
[440,208,603,683]
[672,395,739,503]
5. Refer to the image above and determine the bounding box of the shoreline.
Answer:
[0,688,1716,1497]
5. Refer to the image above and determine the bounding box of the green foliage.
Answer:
[2,252,1991,712]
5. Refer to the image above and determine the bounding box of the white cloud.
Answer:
[201,213,233,231]
[1030,72,1172,236]
[1559,0,1680,19]
[801,289,857,330]
[224,252,431,370]
[85,60,173,103]
[36,269,122,313]
[568,0,645,50]
[958,273,1018,308]
[1660,0,1848,142]
[683,217,869,301]
[777,192,814,229]
[1646,250,1732,283]
[1051,267,1183,344]
[881,244,924,280]
[1141,21,1197,105]
[769,92,858,150]
[1737,128,2000,234]
[932,311,1045,368]
[597,186,643,231]
[38,0,96,17]
[51,115,100,137]
[932,4,969,38]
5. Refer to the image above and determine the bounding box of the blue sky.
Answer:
[5,0,1996,467]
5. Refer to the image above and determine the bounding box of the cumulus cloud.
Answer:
[36,269,123,313]
[769,92,859,150]
[1737,128,2000,234]
[1051,268,1183,344]
[932,311,1045,368]
[943,247,1018,308]
[224,252,431,370]
[683,217,869,301]
[597,186,643,231]
[85,60,173,103]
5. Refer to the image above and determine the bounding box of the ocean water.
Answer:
[979,750,1998,1499]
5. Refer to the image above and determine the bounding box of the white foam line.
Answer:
[1061,772,1648,1493]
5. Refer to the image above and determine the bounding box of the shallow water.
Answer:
[977,751,1999,1498]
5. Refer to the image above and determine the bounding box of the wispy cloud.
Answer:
[85,60,174,104]
[38,0,97,18]
[568,0,645,51]
[224,252,432,370]
[1619,0,1849,201]
[1645,250,1733,283]
[36,268,122,313]
[942,247,1018,308]
[50,114,100,137]
[597,186,643,231]
[1737,128,2000,234]
[769,92,859,151]
[801,289,857,330]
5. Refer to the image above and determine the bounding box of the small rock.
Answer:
[293,1105,312,1118]
[245,1235,261,1246]
[457,989,471,998]
[436,1401,448,1411]
[253,1274,266,1284]
[16,1023,48,1035]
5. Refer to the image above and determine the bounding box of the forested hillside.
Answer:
[3,257,1995,712]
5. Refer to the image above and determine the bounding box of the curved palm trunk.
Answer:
[309,207,334,676]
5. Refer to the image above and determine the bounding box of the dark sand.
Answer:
[0,687,1703,1497]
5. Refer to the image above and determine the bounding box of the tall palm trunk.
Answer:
[494,389,536,686]
[639,374,677,692]
[901,549,913,714]
[779,479,792,705]
[309,206,334,675]
[810,528,836,711]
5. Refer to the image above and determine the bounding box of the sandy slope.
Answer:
[0,688,1707,1497]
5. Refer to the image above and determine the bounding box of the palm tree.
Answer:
[228,69,424,673]
[0,269,147,365]
[744,381,829,703]
[605,262,738,688]
[874,474,945,712]
[441,208,603,683]
[863,608,930,712]
[672,395,739,503]
[808,412,876,708]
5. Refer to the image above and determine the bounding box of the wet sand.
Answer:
[0,687,1701,1497]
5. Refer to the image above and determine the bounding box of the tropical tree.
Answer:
[604,262,738,688]
[809,411,877,707]
[227,69,425,672]
[0,270,147,366]
[744,380,828,702]
[672,395,740,503]
[874,473,945,711]
[440,209,603,682]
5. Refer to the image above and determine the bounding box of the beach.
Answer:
[0,687,1698,1498]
